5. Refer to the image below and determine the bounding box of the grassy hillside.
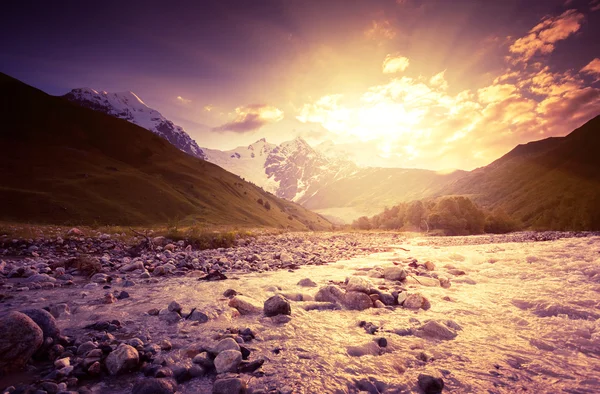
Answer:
[300,167,465,222]
[439,115,600,230]
[0,73,331,230]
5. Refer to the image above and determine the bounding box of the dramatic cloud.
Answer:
[176,96,191,104]
[364,20,396,41]
[508,10,585,63]
[213,104,284,133]
[382,55,410,74]
[581,58,600,77]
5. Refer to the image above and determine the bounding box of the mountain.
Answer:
[0,73,331,230]
[204,137,357,202]
[438,114,600,230]
[63,88,206,160]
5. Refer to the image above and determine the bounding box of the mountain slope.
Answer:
[204,137,357,203]
[0,73,331,230]
[439,115,600,230]
[63,88,206,160]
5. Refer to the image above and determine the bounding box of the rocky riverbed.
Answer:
[1,230,600,393]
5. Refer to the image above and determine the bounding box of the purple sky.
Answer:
[2,0,600,170]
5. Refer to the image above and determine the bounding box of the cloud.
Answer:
[477,84,517,103]
[176,96,191,105]
[508,9,585,63]
[382,55,410,74]
[364,20,396,41]
[204,104,214,112]
[581,58,600,77]
[212,104,284,133]
[592,0,600,12]
[429,70,448,90]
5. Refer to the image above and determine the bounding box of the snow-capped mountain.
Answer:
[63,88,206,160]
[203,137,357,202]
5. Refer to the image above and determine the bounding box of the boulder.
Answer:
[264,294,291,317]
[314,285,345,304]
[21,308,60,340]
[297,278,317,287]
[0,311,43,372]
[214,349,242,373]
[346,277,373,293]
[228,296,262,315]
[416,320,457,340]
[343,291,373,311]
[383,266,407,281]
[213,377,246,394]
[215,338,240,353]
[417,374,444,394]
[106,344,139,375]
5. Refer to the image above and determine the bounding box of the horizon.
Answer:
[2,0,600,171]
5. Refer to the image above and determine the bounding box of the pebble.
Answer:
[263,294,292,317]
[212,377,245,394]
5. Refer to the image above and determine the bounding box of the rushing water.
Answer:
[7,235,600,393]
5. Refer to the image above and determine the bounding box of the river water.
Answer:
[10,234,600,393]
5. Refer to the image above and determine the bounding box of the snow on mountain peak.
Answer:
[63,88,206,160]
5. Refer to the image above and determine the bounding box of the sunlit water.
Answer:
[10,235,600,393]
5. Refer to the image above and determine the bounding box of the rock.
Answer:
[160,340,172,351]
[403,293,428,309]
[164,244,176,252]
[297,278,317,287]
[189,365,205,378]
[25,273,55,283]
[120,261,144,272]
[188,310,209,323]
[223,289,237,298]
[215,338,240,353]
[48,303,70,318]
[152,236,167,246]
[383,266,407,281]
[314,285,345,304]
[416,321,457,340]
[212,377,245,394]
[158,310,181,324]
[88,361,102,375]
[346,277,373,293]
[167,301,182,313]
[192,352,213,368]
[77,341,97,356]
[90,273,109,283]
[54,357,70,369]
[132,378,176,394]
[105,344,139,375]
[409,276,440,287]
[0,311,43,372]
[228,296,262,315]
[347,341,381,357]
[20,308,60,339]
[67,228,83,236]
[424,261,436,271]
[264,294,291,317]
[103,293,116,304]
[343,291,373,311]
[117,291,130,300]
[214,349,242,373]
[417,374,444,394]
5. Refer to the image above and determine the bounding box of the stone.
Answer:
[188,310,209,323]
[297,278,317,287]
[346,277,373,293]
[54,357,70,369]
[214,349,242,373]
[0,311,43,372]
[77,341,97,356]
[424,261,436,271]
[417,374,444,394]
[212,377,245,394]
[343,291,373,311]
[403,293,426,309]
[48,303,70,318]
[314,285,345,304]
[167,301,182,313]
[87,361,102,375]
[105,344,139,375]
[416,321,457,340]
[215,338,240,353]
[90,273,109,283]
[228,296,262,315]
[158,311,181,324]
[103,293,116,304]
[192,352,213,368]
[20,308,60,340]
[67,228,83,236]
[152,236,167,246]
[132,378,176,394]
[160,340,172,351]
[263,294,291,317]
[120,261,144,272]
[189,365,205,378]
[25,273,55,283]
[383,266,407,281]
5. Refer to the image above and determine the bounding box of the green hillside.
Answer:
[439,115,600,230]
[0,73,331,230]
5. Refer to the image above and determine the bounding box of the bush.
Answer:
[485,209,520,233]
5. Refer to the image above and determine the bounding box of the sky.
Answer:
[1,0,600,170]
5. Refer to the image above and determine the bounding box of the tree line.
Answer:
[352,196,520,235]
